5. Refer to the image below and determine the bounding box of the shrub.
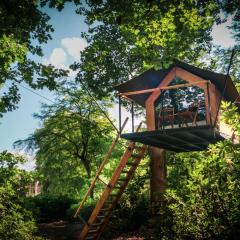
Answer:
[25,194,77,222]
[0,151,43,240]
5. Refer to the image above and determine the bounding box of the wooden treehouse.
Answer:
[116,59,240,151]
[75,60,239,240]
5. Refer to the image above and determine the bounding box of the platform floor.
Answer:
[121,125,224,152]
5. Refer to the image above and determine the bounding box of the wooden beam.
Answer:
[119,80,208,97]
[121,94,134,102]
[145,67,177,131]
[175,67,208,85]
[120,88,160,96]
[203,84,210,124]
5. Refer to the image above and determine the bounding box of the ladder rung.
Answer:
[126,162,137,166]
[131,154,142,158]
[98,177,108,185]
[86,236,94,240]
[118,178,126,181]
[88,229,98,234]
[79,214,87,225]
[100,208,110,212]
[134,146,144,151]
[91,222,102,227]
[126,146,133,151]
[109,193,118,197]
[109,195,118,201]
[121,170,129,174]
[97,215,105,219]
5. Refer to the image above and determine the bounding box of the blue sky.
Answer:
[0,4,236,154]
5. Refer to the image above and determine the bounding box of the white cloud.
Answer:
[42,37,85,78]
[61,37,87,60]
[50,48,67,67]
[211,17,236,48]
[43,47,67,69]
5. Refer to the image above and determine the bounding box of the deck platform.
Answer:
[121,125,224,152]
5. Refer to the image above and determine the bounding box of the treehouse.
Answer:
[77,60,240,240]
[115,60,240,152]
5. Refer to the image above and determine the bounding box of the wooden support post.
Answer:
[149,147,167,215]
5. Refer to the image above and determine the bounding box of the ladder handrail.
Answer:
[74,117,129,218]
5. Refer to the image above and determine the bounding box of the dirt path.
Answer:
[38,221,145,240]
[38,221,83,240]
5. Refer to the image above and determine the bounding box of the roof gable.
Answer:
[114,60,239,106]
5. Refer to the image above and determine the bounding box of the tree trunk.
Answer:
[149,146,167,215]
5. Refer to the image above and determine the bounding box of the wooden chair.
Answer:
[178,102,200,127]
[158,107,175,129]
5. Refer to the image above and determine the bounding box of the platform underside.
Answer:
[121,125,224,152]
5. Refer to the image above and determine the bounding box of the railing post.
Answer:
[161,90,164,130]
[131,101,134,133]
[119,95,122,132]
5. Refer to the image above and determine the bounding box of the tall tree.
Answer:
[69,0,223,209]
[14,85,117,197]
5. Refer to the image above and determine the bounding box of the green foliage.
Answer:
[5,2,239,240]
[14,85,120,198]
[0,151,43,240]
[149,139,240,239]
[25,194,77,222]
[221,101,240,136]
[197,47,240,86]
[0,34,27,70]
[0,0,68,117]
[40,0,82,11]
[70,0,223,99]
[102,196,149,240]
[67,201,95,221]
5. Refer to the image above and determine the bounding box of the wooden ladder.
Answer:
[75,122,147,240]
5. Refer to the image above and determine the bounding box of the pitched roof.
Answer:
[114,59,239,107]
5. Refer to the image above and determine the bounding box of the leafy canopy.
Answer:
[0,0,68,117]
[69,0,223,99]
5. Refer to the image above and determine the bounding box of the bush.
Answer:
[101,194,149,239]
[0,151,43,240]
[66,202,95,222]
[25,195,77,223]
[152,142,240,240]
